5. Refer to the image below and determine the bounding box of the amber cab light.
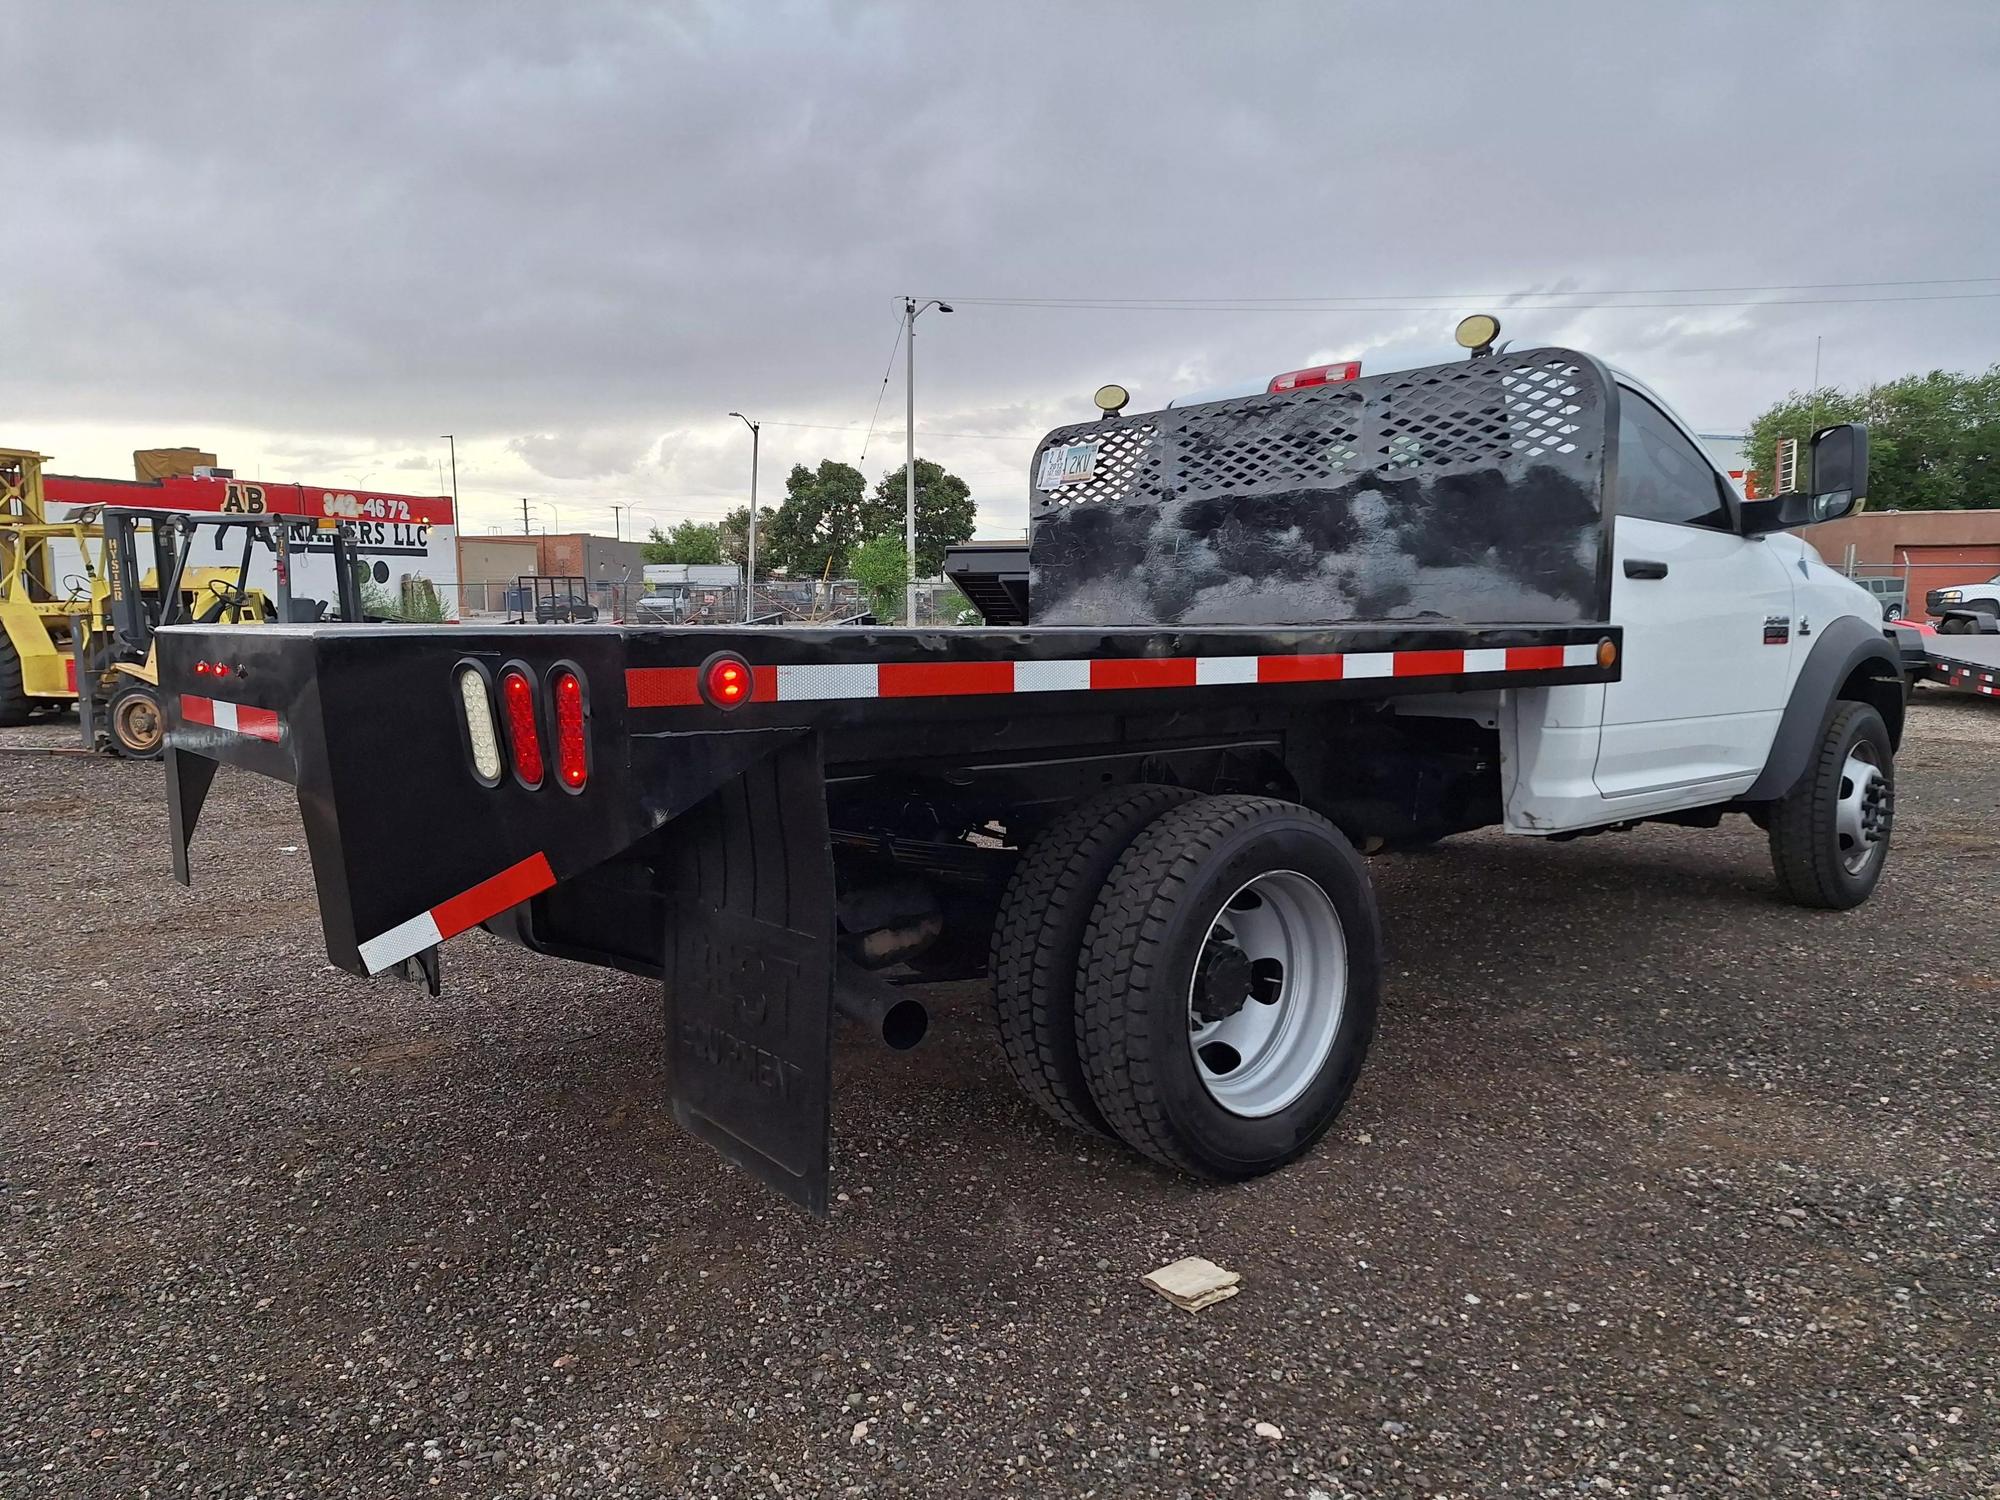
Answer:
[499,668,544,787]
[552,669,589,791]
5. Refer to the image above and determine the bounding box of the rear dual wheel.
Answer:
[993,789,1379,1180]
[991,784,1197,1136]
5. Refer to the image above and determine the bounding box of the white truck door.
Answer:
[1593,390,1795,800]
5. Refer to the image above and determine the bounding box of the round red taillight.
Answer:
[701,654,753,709]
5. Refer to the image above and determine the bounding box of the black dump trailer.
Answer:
[161,348,1624,1214]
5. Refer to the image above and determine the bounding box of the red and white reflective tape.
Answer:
[356,850,557,974]
[180,693,283,743]
[1940,669,2000,696]
[628,642,1601,709]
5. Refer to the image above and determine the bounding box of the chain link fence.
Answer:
[442,577,978,626]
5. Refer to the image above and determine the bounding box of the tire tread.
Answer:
[990,784,1196,1135]
[1077,795,1374,1176]
[1767,700,1888,909]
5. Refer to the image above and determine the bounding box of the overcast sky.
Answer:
[6,1,1997,539]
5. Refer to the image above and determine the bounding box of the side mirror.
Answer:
[1740,422,1869,535]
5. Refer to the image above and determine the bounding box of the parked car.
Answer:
[534,593,599,624]
[1851,574,1907,620]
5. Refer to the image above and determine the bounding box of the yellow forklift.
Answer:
[2,449,363,756]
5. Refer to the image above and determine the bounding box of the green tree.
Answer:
[1746,366,2000,512]
[716,503,778,573]
[642,519,723,565]
[848,533,910,620]
[767,460,868,578]
[864,459,977,576]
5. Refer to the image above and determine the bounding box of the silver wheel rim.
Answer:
[1835,741,1888,875]
[1185,870,1347,1118]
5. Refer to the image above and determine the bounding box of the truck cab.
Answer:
[1504,368,1894,832]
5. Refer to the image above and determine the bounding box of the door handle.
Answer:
[1623,558,1669,580]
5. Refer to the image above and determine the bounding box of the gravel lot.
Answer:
[3,690,1997,1498]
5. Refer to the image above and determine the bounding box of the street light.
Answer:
[903,297,952,625]
[728,411,761,622]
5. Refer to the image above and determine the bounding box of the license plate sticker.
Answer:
[1037,440,1100,490]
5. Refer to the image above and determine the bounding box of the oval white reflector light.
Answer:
[457,666,503,782]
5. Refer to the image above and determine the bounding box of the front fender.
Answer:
[1743,614,1902,800]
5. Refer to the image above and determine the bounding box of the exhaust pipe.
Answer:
[833,961,929,1051]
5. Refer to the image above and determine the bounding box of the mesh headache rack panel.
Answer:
[1028,347,1616,628]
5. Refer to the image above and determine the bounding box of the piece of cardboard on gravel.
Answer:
[1142,1256,1241,1311]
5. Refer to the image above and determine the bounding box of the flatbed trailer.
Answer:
[1917,627,2000,698]
[157,342,1900,1215]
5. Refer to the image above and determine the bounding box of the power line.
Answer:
[764,420,1029,441]
[855,316,906,468]
[948,275,2000,309]
[944,290,2000,314]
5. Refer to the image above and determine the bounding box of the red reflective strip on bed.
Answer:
[625,667,702,707]
[1393,649,1466,677]
[878,660,1017,698]
[1258,653,1345,683]
[1505,645,1567,671]
[1089,657,1197,691]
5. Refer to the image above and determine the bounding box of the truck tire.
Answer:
[106,682,167,760]
[1767,700,1893,910]
[1076,795,1380,1179]
[0,635,30,726]
[990,783,1197,1136]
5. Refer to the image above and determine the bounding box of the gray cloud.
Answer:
[5,0,1997,534]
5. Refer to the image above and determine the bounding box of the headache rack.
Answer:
[1026,346,1615,629]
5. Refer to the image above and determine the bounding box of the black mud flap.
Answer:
[662,734,836,1216]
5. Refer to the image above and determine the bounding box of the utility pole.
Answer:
[902,297,953,624]
[440,434,459,518]
[729,412,761,622]
[521,496,531,535]
[611,503,626,542]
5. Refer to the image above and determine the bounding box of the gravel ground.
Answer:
[3,689,1997,1498]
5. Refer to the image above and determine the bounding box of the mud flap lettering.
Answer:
[662,736,835,1216]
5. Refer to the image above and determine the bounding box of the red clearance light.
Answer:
[552,669,588,791]
[193,661,211,677]
[1268,361,1361,393]
[702,654,753,709]
[499,669,544,787]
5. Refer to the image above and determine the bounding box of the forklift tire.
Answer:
[106,682,167,760]
[0,636,29,726]
[1076,795,1380,1180]
[990,783,1197,1137]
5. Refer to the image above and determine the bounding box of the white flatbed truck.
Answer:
[158,331,1902,1213]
